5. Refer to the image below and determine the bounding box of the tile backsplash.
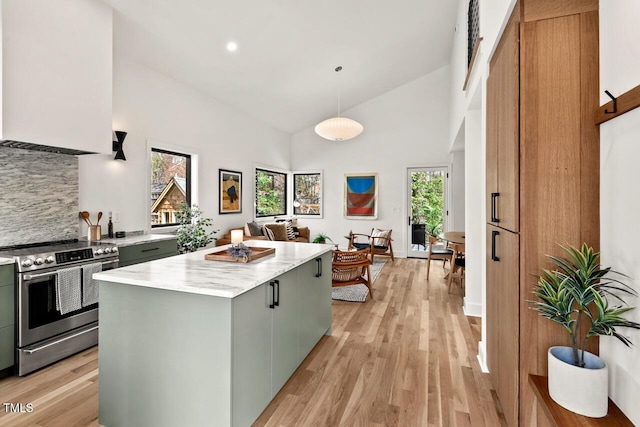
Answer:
[0,147,79,247]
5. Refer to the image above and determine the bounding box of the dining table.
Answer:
[443,231,465,245]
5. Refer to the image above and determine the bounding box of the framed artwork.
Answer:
[219,169,242,214]
[344,173,378,219]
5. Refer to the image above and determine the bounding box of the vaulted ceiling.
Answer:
[102,0,459,134]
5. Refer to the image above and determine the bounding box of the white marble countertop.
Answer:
[0,257,14,266]
[98,233,176,247]
[94,240,334,298]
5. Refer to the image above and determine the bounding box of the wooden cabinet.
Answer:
[485,2,600,426]
[486,10,520,233]
[0,264,15,371]
[99,254,332,427]
[486,225,519,426]
[117,239,178,267]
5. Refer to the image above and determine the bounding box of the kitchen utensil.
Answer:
[97,212,103,225]
[79,211,92,226]
[88,225,102,241]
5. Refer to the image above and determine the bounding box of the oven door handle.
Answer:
[22,259,119,281]
[22,325,99,354]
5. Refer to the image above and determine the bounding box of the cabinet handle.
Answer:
[491,192,500,223]
[491,230,500,261]
[269,281,275,309]
[274,279,280,306]
[315,258,322,277]
[141,247,160,253]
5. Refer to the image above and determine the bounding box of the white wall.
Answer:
[290,66,452,256]
[448,0,516,371]
[450,150,466,231]
[1,0,113,153]
[79,55,290,239]
[599,2,640,424]
[463,108,483,318]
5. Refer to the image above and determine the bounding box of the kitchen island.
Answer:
[94,240,333,427]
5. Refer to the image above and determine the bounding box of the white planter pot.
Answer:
[547,346,608,418]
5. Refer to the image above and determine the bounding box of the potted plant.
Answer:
[175,203,218,253]
[530,243,640,417]
[312,232,333,245]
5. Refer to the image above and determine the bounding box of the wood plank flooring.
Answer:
[0,258,506,427]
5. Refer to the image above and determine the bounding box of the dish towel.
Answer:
[56,266,83,315]
[82,262,102,307]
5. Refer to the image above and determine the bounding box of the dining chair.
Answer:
[331,249,374,298]
[426,235,454,280]
[447,242,466,293]
[348,228,394,263]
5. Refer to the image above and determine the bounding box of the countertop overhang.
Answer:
[94,240,334,298]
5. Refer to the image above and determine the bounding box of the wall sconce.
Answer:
[112,130,127,161]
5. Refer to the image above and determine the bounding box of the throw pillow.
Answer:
[264,223,288,241]
[284,221,296,240]
[292,226,301,238]
[244,223,251,236]
[371,229,391,248]
[247,221,263,237]
[261,225,275,241]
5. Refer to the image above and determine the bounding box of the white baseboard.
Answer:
[477,341,489,373]
[463,299,482,317]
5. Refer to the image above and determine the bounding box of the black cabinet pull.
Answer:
[274,279,280,306]
[315,258,322,277]
[269,281,276,309]
[491,230,500,261]
[141,247,160,253]
[491,192,500,223]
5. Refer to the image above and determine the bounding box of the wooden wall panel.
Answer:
[579,11,600,250]
[519,12,600,427]
[523,0,598,22]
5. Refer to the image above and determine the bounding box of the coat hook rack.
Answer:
[604,90,617,114]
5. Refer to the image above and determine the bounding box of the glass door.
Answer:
[407,167,448,258]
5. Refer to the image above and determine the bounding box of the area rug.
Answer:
[331,258,387,302]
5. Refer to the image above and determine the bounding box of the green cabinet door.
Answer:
[232,282,272,427]
[0,264,15,371]
[118,239,178,267]
[297,252,332,362]
[271,268,300,395]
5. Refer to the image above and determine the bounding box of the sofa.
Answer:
[217,224,310,246]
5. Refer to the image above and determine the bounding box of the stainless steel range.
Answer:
[0,239,118,375]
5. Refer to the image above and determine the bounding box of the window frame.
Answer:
[292,171,323,218]
[254,167,288,219]
[150,147,192,229]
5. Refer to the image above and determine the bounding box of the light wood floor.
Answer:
[0,258,506,427]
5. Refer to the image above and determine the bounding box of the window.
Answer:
[293,172,322,217]
[150,148,191,227]
[255,168,287,217]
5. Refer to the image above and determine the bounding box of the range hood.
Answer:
[0,140,96,156]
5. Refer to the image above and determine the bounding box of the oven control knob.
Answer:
[111,246,118,253]
[34,257,44,265]
[95,249,104,255]
[21,259,33,267]
[104,247,112,254]
[45,256,55,264]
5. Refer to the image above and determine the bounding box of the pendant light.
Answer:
[314,66,363,141]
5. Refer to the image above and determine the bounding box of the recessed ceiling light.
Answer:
[226,41,238,52]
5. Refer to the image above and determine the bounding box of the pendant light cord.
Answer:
[336,66,343,117]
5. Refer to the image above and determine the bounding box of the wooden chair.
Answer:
[332,249,373,298]
[348,228,394,263]
[447,242,466,294]
[426,235,454,280]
